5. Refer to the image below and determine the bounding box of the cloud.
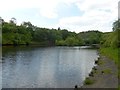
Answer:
[58,9,115,26]
[0,0,81,19]
[0,0,118,32]
[57,0,118,32]
[0,0,59,19]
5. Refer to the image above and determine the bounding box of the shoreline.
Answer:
[81,52,118,88]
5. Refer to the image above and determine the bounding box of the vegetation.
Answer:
[2,19,32,45]
[101,69,112,74]
[84,77,94,85]
[1,17,119,88]
[1,17,103,46]
[78,30,102,45]
[1,17,119,76]
[100,19,119,64]
[99,19,120,87]
[89,69,97,77]
[100,47,118,64]
[1,18,119,66]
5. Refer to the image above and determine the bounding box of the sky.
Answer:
[0,0,119,33]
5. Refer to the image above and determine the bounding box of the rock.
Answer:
[95,60,98,64]
[75,85,78,88]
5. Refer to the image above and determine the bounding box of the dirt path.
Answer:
[81,55,118,88]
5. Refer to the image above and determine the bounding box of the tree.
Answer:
[65,37,79,46]
[0,17,2,25]
[101,20,120,48]
[60,29,69,40]
[2,22,17,33]
[2,17,109,47]
[58,27,61,30]
[113,19,120,31]
[9,17,17,24]
[21,21,32,28]
[78,30,102,45]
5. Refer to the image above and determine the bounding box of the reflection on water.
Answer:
[2,46,98,88]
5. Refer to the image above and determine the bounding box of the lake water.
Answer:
[2,46,98,88]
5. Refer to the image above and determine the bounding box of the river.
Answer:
[2,46,98,88]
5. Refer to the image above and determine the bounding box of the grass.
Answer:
[101,69,112,74]
[99,47,118,64]
[100,47,120,80]
[118,85,120,90]
[96,60,104,65]
[84,77,94,85]
[93,69,98,74]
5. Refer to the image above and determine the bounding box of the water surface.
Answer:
[2,46,98,88]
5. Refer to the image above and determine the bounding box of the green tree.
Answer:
[113,19,120,31]
[101,20,120,48]
[65,37,79,46]
[9,17,17,25]
[60,29,69,40]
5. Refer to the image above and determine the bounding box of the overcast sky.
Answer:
[0,0,118,33]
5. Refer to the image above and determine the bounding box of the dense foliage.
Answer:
[1,17,103,46]
[2,20,32,45]
[78,31,102,45]
[99,19,120,82]
[100,19,119,67]
[1,17,119,47]
[100,19,120,48]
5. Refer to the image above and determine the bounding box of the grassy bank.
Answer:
[100,47,119,86]
[99,47,119,64]
[82,47,118,88]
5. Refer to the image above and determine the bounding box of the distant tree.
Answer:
[0,17,5,25]
[60,29,69,40]
[21,21,34,37]
[3,17,112,47]
[101,20,120,48]
[2,22,17,33]
[9,17,17,24]
[0,17,2,30]
[21,21,32,28]
[58,27,61,30]
[65,37,79,46]
[78,30,102,45]
[113,19,120,31]
[0,17,2,24]
[33,28,48,42]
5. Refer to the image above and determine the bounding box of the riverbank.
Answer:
[81,51,118,88]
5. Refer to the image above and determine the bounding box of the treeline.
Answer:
[1,17,103,46]
[100,19,120,48]
[2,18,33,45]
[100,19,120,65]
[99,19,120,81]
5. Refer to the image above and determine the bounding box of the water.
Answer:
[2,46,98,88]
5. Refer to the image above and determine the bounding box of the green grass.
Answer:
[97,60,104,65]
[100,47,120,80]
[118,85,120,90]
[102,69,112,74]
[84,77,94,85]
[100,47,119,64]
